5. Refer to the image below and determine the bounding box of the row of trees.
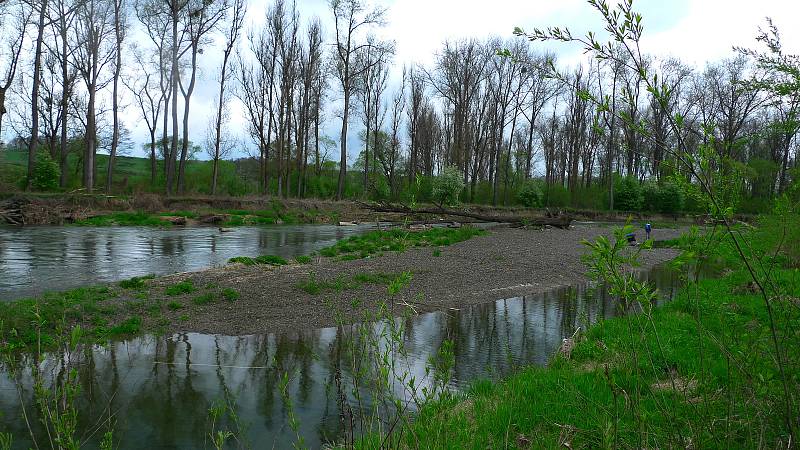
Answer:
[0,0,797,210]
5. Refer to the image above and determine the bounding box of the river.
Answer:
[0,225,374,301]
[0,263,682,449]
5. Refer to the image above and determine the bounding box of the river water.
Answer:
[0,225,375,301]
[0,264,682,449]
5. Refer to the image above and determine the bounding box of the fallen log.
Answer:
[360,203,573,229]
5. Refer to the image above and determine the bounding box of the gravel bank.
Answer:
[147,224,684,336]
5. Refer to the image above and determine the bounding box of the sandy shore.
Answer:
[141,224,684,335]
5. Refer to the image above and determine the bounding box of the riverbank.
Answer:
[0,192,705,226]
[360,216,800,449]
[0,224,684,351]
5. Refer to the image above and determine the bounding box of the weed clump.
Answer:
[165,281,196,296]
[228,255,288,266]
[119,275,155,290]
[317,227,485,260]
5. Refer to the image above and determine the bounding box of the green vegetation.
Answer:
[295,255,312,264]
[221,288,240,302]
[318,226,486,259]
[165,281,196,296]
[228,255,288,266]
[75,212,173,227]
[372,217,799,448]
[192,293,215,306]
[167,301,183,311]
[119,275,156,289]
[297,272,401,295]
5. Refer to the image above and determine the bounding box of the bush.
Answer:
[517,180,544,207]
[643,181,685,214]
[31,152,60,191]
[613,176,643,211]
[431,166,464,206]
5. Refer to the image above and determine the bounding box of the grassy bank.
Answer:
[366,217,799,448]
[0,227,485,353]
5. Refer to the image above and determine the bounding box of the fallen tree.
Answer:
[359,202,573,229]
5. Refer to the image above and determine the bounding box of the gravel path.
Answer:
[148,224,684,336]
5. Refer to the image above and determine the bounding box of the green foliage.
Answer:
[642,181,685,214]
[613,176,644,211]
[431,166,464,206]
[165,281,196,296]
[297,272,400,295]
[228,255,288,266]
[30,152,61,191]
[221,288,240,302]
[167,301,183,311]
[295,255,312,264]
[318,226,486,260]
[192,293,215,305]
[75,212,172,227]
[119,275,155,290]
[516,180,544,207]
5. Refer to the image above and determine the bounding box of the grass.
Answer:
[192,293,215,305]
[119,275,156,289]
[165,281,196,296]
[297,272,400,295]
[167,301,183,311]
[363,217,800,449]
[221,288,240,302]
[228,255,288,266]
[318,226,486,260]
[295,255,313,264]
[74,212,173,227]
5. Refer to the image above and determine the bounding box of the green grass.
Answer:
[119,275,156,289]
[295,255,313,264]
[363,217,800,449]
[192,293,215,305]
[221,288,240,302]
[297,272,400,295]
[165,281,196,296]
[318,226,486,260]
[167,301,183,311]
[74,212,173,227]
[228,255,288,266]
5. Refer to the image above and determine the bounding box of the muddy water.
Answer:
[0,225,375,301]
[0,265,682,449]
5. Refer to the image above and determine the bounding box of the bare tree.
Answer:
[106,0,128,192]
[329,0,387,200]
[124,46,163,185]
[0,2,30,140]
[73,0,115,192]
[210,0,244,195]
[176,0,229,193]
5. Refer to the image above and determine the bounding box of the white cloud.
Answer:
[112,0,799,161]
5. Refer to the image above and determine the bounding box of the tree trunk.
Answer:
[28,0,49,190]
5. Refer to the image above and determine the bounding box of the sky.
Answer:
[115,0,800,163]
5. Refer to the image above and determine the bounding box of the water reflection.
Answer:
[0,225,371,300]
[0,265,680,449]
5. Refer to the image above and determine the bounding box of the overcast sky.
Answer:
[118,0,800,162]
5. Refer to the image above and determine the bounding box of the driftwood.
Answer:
[360,202,573,229]
[0,198,27,225]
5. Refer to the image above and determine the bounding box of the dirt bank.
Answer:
[138,225,683,336]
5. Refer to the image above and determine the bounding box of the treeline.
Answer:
[0,0,796,213]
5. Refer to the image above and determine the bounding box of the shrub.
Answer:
[517,180,544,207]
[613,176,643,211]
[192,293,215,305]
[165,281,195,296]
[295,255,312,264]
[221,288,240,302]
[432,166,464,206]
[31,152,61,191]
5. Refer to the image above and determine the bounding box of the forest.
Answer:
[0,0,795,215]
